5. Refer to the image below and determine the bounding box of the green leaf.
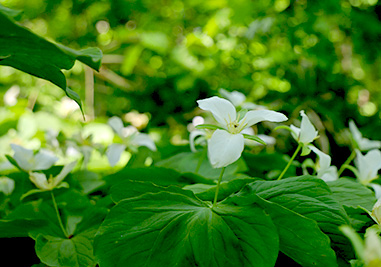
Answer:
[94,190,279,267]
[0,219,47,237]
[35,229,98,267]
[254,194,338,267]
[0,8,102,109]
[240,176,349,244]
[192,177,257,202]
[327,178,377,211]
[111,179,196,203]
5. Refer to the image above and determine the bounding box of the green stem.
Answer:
[51,191,68,238]
[195,148,207,174]
[213,167,226,208]
[278,143,302,181]
[337,150,356,177]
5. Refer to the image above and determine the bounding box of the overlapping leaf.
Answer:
[94,188,279,267]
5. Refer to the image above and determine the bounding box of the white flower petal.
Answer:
[29,172,49,190]
[370,183,381,199]
[299,110,318,144]
[349,120,381,151]
[320,166,339,182]
[11,144,35,171]
[53,160,77,187]
[34,150,59,170]
[132,133,157,151]
[289,125,300,142]
[242,110,287,128]
[0,177,15,195]
[207,129,244,168]
[189,130,207,152]
[309,146,331,172]
[108,116,125,137]
[106,144,126,167]
[197,96,236,127]
[356,149,381,183]
[219,88,246,107]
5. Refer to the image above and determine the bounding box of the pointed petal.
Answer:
[34,150,59,170]
[320,166,339,182]
[106,144,126,167]
[309,146,331,171]
[53,160,77,187]
[29,172,49,190]
[132,133,157,151]
[349,120,362,145]
[242,110,287,128]
[108,116,125,137]
[207,129,244,168]
[370,183,381,199]
[289,125,300,142]
[189,130,207,152]
[299,110,318,144]
[219,88,246,107]
[197,96,236,127]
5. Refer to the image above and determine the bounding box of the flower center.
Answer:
[227,119,247,134]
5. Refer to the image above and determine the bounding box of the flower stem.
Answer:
[213,167,226,208]
[337,150,356,177]
[51,191,68,238]
[278,143,302,180]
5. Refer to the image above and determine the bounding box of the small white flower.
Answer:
[0,177,15,196]
[355,149,381,185]
[309,146,338,182]
[107,117,156,166]
[10,144,58,172]
[290,110,319,145]
[28,160,77,191]
[197,96,287,168]
[349,120,381,151]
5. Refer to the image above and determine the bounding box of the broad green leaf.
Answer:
[111,179,196,203]
[327,178,377,211]
[254,194,338,267]
[191,177,257,202]
[0,8,102,110]
[94,190,279,267]
[35,228,98,267]
[0,219,47,237]
[104,166,214,188]
[240,176,349,244]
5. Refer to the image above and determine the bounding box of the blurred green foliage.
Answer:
[1,0,381,162]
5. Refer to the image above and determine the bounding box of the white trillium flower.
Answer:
[10,144,58,172]
[197,96,287,168]
[354,149,381,198]
[107,116,156,166]
[29,160,77,191]
[290,110,319,145]
[309,146,338,182]
[355,149,381,185]
[349,120,381,151]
